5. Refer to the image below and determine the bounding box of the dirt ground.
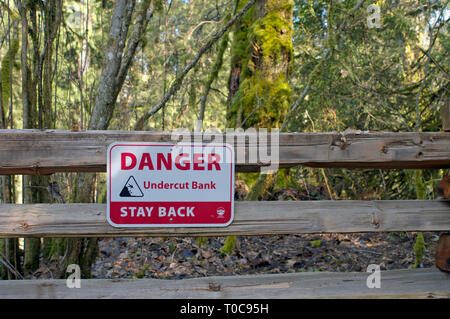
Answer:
[91,232,440,279]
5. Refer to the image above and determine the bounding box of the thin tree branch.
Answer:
[114,0,154,98]
[198,32,229,123]
[134,0,256,131]
[281,0,366,132]
[89,0,135,130]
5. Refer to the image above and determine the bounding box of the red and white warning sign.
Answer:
[107,142,235,227]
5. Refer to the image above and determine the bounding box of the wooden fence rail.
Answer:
[1,200,449,238]
[0,268,448,299]
[1,130,450,175]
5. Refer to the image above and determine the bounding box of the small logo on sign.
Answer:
[120,176,144,197]
[216,207,225,218]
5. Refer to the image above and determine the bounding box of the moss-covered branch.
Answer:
[199,32,229,123]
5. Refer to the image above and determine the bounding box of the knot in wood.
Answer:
[208,282,221,291]
[338,135,348,150]
[331,134,348,150]
[20,222,30,230]
[370,214,381,229]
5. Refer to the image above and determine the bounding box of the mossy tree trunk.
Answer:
[223,0,293,254]
[40,0,62,129]
[227,0,293,129]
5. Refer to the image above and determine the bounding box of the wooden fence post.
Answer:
[436,103,450,271]
[435,233,450,272]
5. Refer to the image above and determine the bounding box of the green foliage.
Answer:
[413,232,426,268]
[196,236,208,247]
[310,240,321,248]
[1,38,20,109]
[205,33,229,87]
[169,242,176,254]
[245,174,269,200]
[46,238,67,261]
[249,11,293,66]
[136,265,149,278]
[1,0,445,134]
[97,183,107,204]
[188,80,196,109]
[414,170,426,200]
[229,73,292,128]
[287,0,447,133]
[230,0,254,69]
[221,235,236,255]
[275,171,288,189]
[153,0,164,13]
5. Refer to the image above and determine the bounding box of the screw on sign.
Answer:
[107,143,235,227]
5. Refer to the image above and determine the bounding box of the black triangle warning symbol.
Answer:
[119,176,144,197]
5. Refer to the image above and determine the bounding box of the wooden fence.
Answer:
[0,129,449,298]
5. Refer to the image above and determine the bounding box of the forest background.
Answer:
[0,0,448,279]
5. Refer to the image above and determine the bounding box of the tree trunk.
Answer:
[65,0,156,278]
[90,0,158,130]
[41,0,62,129]
[223,0,294,254]
[0,176,19,279]
[17,0,63,277]
[0,24,20,278]
[65,172,98,278]
[16,0,32,128]
[227,0,293,129]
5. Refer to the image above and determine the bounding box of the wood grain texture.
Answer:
[0,268,448,299]
[0,200,449,238]
[0,129,449,175]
